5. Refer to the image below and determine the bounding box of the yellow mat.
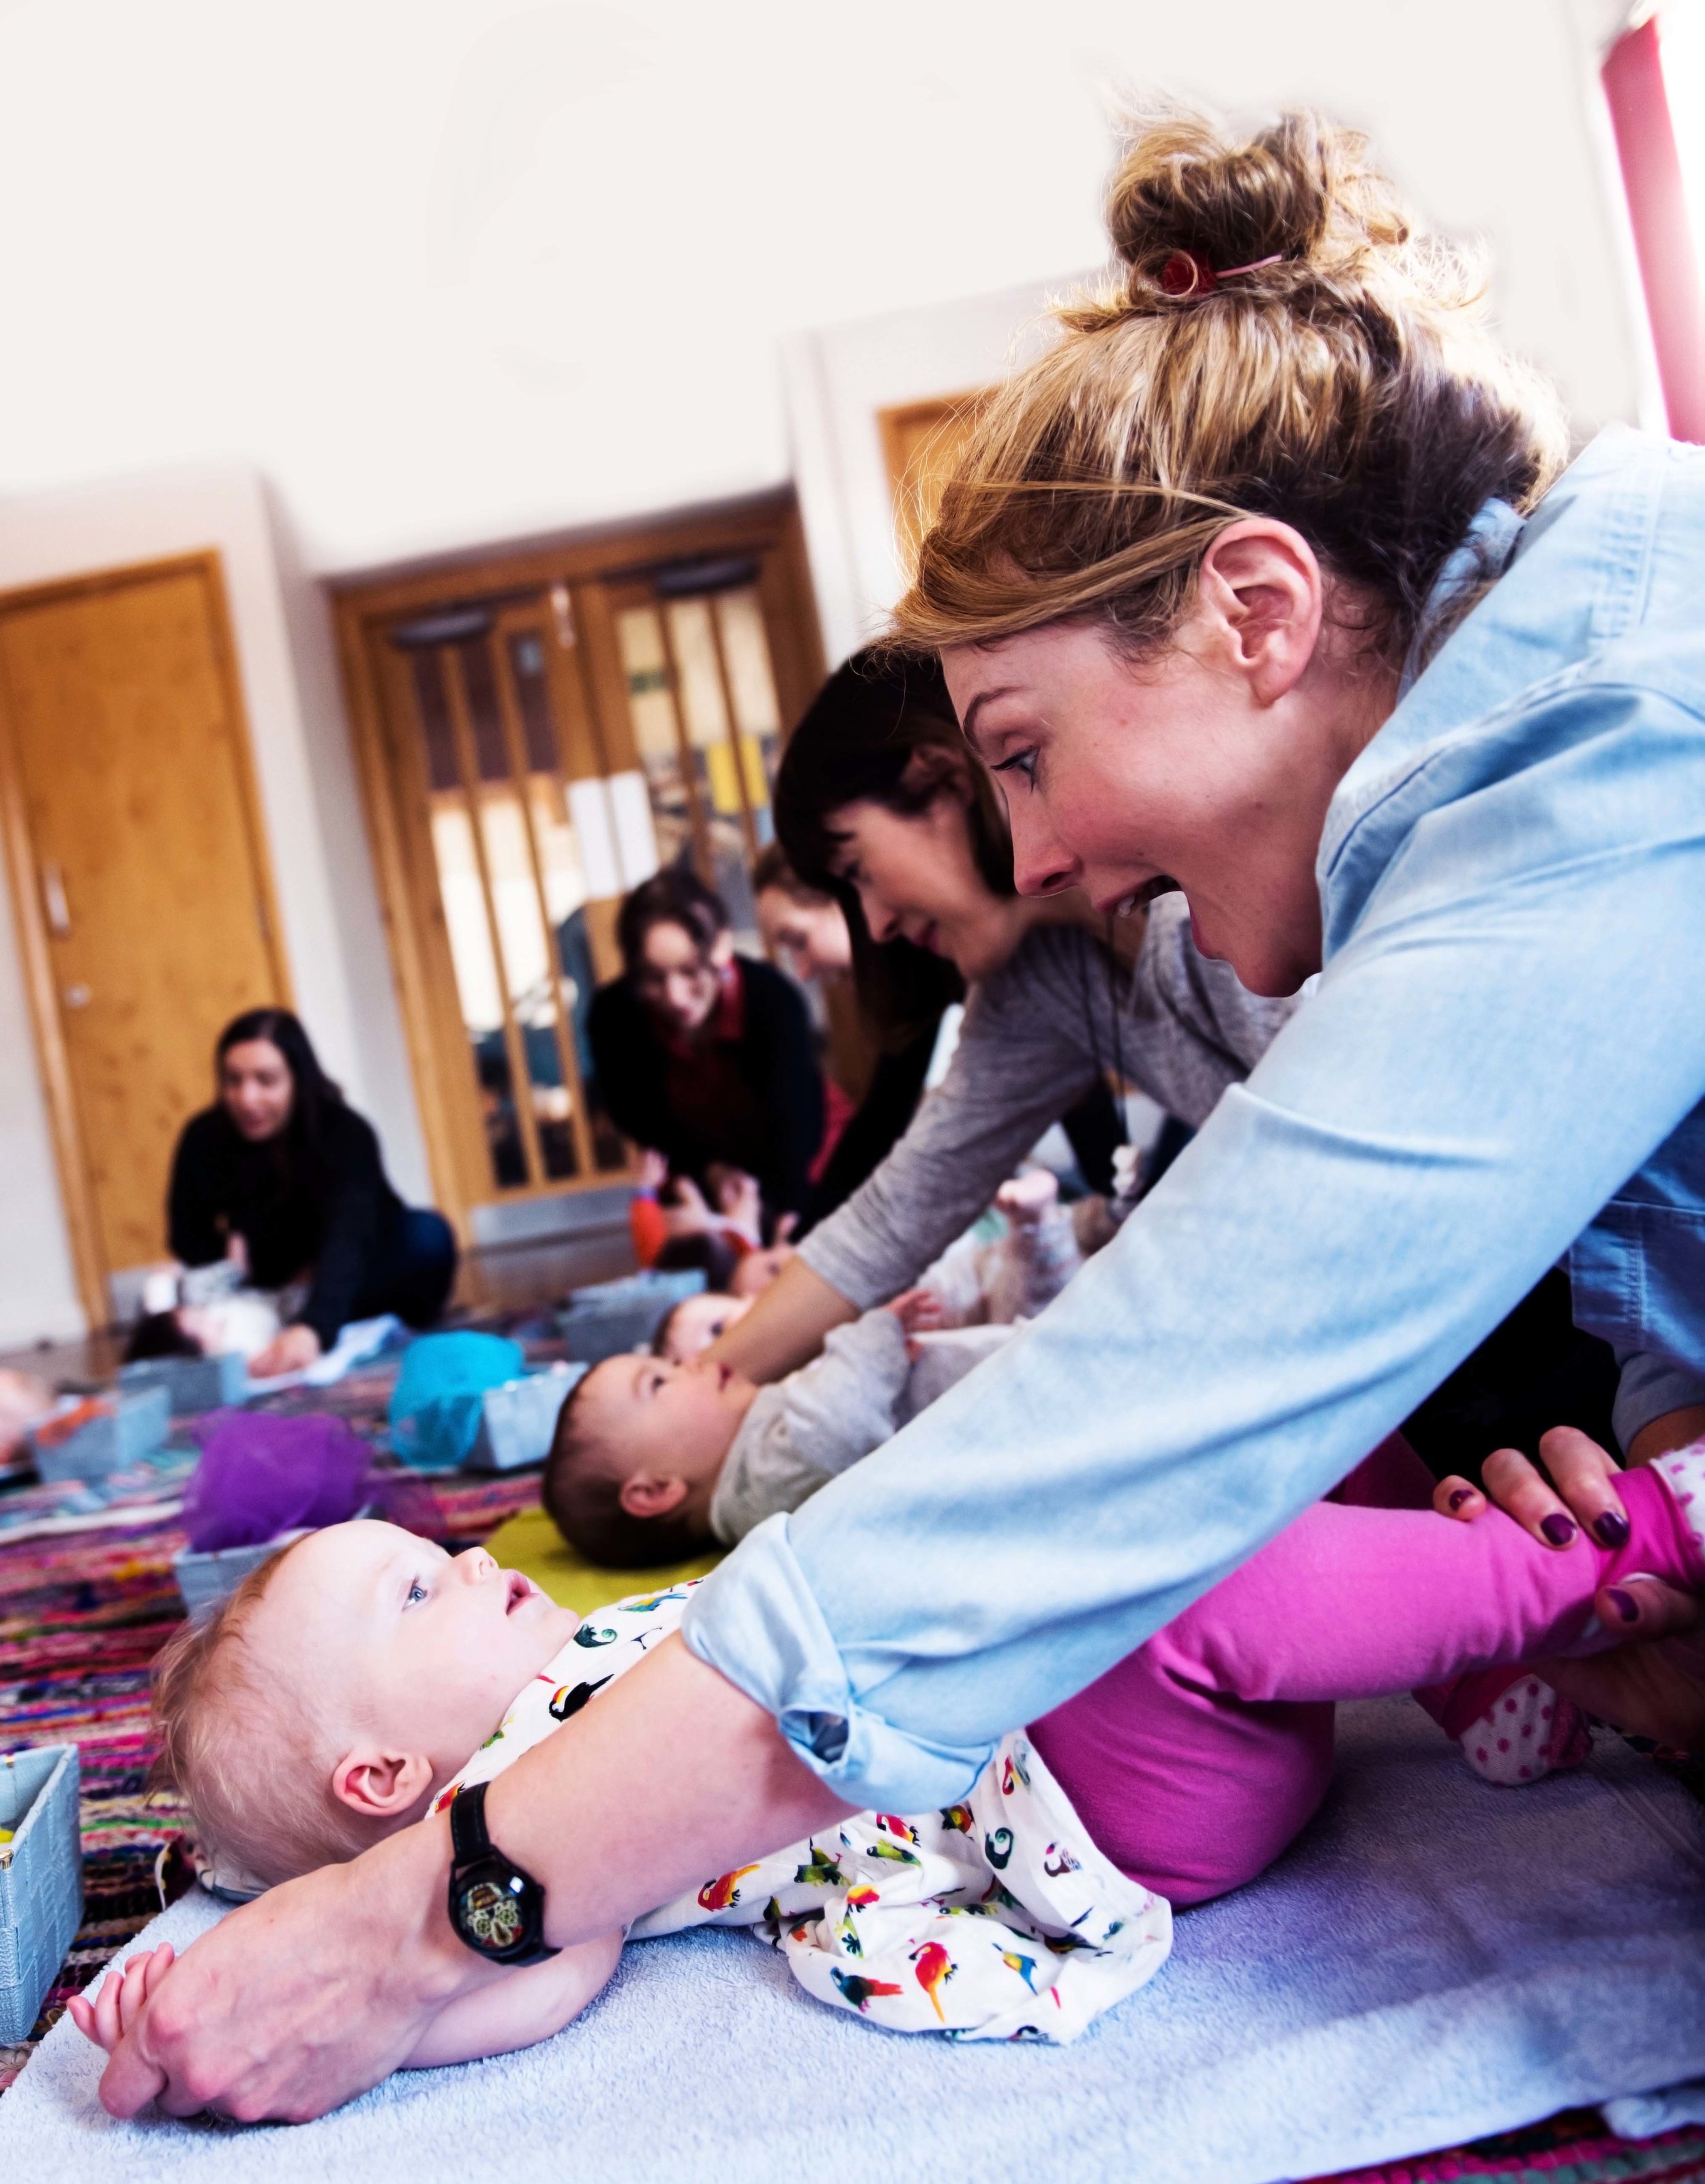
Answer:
[484,1503,723,1617]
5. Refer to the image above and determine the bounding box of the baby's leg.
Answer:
[1030,1459,1704,1906]
[1322,1432,1581,1773]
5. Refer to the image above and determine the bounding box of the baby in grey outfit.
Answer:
[544,1297,1009,1567]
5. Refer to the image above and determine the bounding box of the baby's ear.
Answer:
[331,1746,435,1819]
[618,1472,690,1520]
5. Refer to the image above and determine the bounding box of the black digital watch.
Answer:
[445,1781,559,1967]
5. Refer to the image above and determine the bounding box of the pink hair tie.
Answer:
[1157,250,1284,297]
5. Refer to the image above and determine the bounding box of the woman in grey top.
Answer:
[717,653,1294,1381]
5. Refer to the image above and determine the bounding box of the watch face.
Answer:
[458,1874,527,1955]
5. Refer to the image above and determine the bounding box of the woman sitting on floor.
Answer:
[164,1008,456,1380]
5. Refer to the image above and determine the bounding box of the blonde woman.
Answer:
[102,109,1704,2119]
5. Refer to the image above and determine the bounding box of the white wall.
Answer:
[0,469,429,1344]
[0,0,1648,581]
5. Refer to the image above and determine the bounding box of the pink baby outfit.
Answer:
[1028,1439,1705,1906]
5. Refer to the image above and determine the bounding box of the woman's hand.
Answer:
[98,1815,491,2121]
[1435,1426,1704,1747]
[248,1323,323,1379]
[1433,1427,1633,1552]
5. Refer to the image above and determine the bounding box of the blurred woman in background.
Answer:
[753,841,951,1233]
[588,868,825,1233]
[166,1007,456,1377]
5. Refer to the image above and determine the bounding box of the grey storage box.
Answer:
[469,1364,587,1473]
[557,1269,706,1363]
[119,1351,248,1415]
[0,1743,83,2046]
[172,1527,309,1625]
[28,1385,170,1483]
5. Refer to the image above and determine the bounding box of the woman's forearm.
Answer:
[483,1636,850,1943]
[708,1254,859,1382]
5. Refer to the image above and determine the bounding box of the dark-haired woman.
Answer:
[715,649,1294,1382]
[166,1008,457,1378]
[754,842,947,1235]
[588,867,825,1230]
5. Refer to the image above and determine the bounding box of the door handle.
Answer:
[40,862,70,936]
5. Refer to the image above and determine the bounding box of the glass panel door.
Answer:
[340,492,828,1242]
[604,571,790,950]
[389,608,631,1194]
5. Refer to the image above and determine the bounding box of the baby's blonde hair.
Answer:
[893,106,1568,668]
[151,1541,370,1889]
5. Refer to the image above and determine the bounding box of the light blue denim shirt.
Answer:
[683,426,1705,1812]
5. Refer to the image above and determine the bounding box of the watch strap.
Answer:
[449,1777,494,1871]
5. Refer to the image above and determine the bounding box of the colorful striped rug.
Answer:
[1,1357,1701,2181]
[0,1347,544,2096]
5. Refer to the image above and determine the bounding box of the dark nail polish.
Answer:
[1609,1587,1640,1625]
[1449,1488,1472,1511]
[1594,1510,1630,1549]
[1541,1514,1577,1548]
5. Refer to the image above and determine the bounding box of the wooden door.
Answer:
[0,553,288,1316]
[878,389,987,576]
[336,493,826,1241]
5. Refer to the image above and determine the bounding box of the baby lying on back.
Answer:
[545,1295,1009,1567]
[72,1520,1163,2064]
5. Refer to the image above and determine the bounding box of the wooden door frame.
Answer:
[332,489,826,1243]
[0,549,292,1326]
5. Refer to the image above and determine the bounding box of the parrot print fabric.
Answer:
[438,1582,1172,2043]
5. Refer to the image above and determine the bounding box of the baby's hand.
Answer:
[68,1942,176,2054]
[885,1288,944,1342]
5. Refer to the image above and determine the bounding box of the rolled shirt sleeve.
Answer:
[685,673,1705,1812]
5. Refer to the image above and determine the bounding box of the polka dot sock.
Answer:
[1457,1674,1592,1786]
[1457,1444,1705,1786]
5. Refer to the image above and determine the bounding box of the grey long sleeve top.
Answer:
[708,1316,1011,1545]
[797,896,1296,1312]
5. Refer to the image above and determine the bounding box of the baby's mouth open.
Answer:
[503,1569,535,1614]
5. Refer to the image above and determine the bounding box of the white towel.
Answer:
[3,1697,1701,2184]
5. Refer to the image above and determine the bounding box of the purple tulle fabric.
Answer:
[181,1410,376,1553]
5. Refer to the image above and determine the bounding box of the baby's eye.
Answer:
[406,1578,428,1604]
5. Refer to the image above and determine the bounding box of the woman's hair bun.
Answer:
[1105,106,1408,291]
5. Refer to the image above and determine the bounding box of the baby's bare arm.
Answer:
[400,1930,623,2068]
